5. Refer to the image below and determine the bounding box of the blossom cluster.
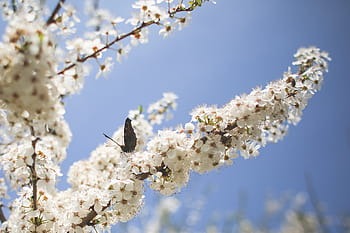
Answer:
[0,18,61,122]
[147,129,193,195]
[147,92,178,124]
[139,47,330,195]
[188,47,330,170]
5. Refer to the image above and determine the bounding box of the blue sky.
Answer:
[61,0,350,230]
[2,0,349,231]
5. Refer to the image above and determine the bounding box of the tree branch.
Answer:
[77,202,110,228]
[305,173,330,233]
[57,20,156,75]
[57,7,194,76]
[46,0,66,26]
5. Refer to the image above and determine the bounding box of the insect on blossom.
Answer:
[104,118,137,153]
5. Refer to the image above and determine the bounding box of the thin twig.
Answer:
[46,0,66,26]
[305,173,331,233]
[29,126,41,228]
[93,0,99,9]
[57,20,156,75]
[93,0,100,31]
[30,141,39,211]
[0,205,6,223]
[11,0,16,12]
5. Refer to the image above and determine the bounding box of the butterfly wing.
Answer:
[122,118,137,152]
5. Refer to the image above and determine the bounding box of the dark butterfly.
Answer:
[121,118,137,152]
[103,117,137,153]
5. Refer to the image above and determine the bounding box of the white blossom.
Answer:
[147,92,178,124]
[0,178,8,205]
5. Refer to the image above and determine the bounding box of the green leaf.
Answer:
[138,105,143,114]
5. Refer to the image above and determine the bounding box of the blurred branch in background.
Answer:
[305,173,331,233]
[118,188,347,233]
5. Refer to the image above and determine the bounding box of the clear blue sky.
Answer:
[3,0,350,231]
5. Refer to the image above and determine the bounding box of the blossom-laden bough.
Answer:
[0,0,329,232]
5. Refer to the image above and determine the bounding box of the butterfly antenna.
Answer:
[103,133,121,146]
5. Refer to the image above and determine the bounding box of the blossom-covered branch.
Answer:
[57,0,206,77]
[0,0,331,232]
[65,47,329,231]
[28,128,41,230]
[57,19,155,76]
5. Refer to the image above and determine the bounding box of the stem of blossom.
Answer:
[0,204,6,223]
[46,0,66,26]
[56,7,194,76]
[134,162,171,180]
[30,142,39,211]
[77,202,110,228]
[11,0,16,12]
[92,0,100,31]
[29,126,40,227]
